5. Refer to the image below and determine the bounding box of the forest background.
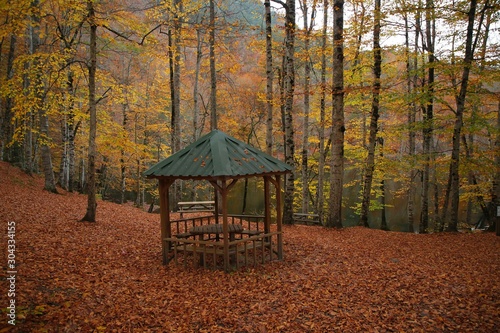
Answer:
[0,0,499,233]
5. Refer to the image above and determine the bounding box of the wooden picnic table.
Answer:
[190,223,243,241]
[178,201,215,217]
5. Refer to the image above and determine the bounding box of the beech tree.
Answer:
[359,0,382,228]
[327,0,344,228]
[81,0,98,222]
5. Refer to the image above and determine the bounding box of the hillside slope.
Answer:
[0,162,498,332]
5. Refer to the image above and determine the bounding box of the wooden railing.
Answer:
[169,214,265,237]
[165,214,279,270]
[164,231,281,270]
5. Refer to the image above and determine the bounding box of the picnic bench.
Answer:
[174,223,262,241]
[293,213,321,225]
[177,201,215,217]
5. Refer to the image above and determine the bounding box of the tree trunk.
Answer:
[168,1,182,210]
[283,0,296,225]
[193,29,202,141]
[265,0,274,156]
[1,35,16,163]
[317,0,328,225]
[81,0,98,222]
[448,0,478,232]
[39,109,57,193]
[29,0,57,193]
[300,1,315,214]
[402,1,416,233]
[120,103,128,204]
[379,137,388,231]
[328,0,344,229]
[419,0,435,233]
[493,99,500,235]
[209,0,217,130]
[360,0,381,228]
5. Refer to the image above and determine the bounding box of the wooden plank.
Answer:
[293,212,320,225]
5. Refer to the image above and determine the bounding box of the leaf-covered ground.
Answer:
[0,162,499,333]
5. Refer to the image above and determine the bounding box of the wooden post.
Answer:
[159,178,174,264]
[264,176,271,234]
[220,179,230,271]
[214,181,219,221]
[275,175,283,260]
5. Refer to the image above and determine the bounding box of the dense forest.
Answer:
[0,0,499,233]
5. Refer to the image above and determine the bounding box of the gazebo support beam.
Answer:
[275,175,283,260]
[209,178,238,272]
[159,178,174,264]
[264,176,271,235]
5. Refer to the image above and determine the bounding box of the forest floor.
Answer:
[0,161,499,333]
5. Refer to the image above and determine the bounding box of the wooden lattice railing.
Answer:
[164,231,282,270]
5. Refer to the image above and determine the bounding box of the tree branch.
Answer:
[271,0,288,11]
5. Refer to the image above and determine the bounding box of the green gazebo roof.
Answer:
[144,130,292,180]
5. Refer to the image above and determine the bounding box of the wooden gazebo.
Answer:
[144,130,292,271]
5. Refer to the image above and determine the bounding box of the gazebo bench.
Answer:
[175,232,194,239]
[174,241,269,256]
[177,201,215,217]
[237,229,262,236]
[293,213,321,225]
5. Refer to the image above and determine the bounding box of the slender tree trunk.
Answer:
[1,35,16,162]
[448,0,479,231]
[360,0,381,228]
[193,29,202,141]
[317,0,328,225]
[30,0,57,192]
[120,103,128,204]
[168,1,182,210]
[493,99,500,235]
[419,0,435,233]
[282,0,296,225]
[39,108,57,193]
[300,1,315,214]
[265,0,274,156]
[379,137,388,231]
[209,0,217,130]
[67,71,78,193]
[81,0,98,222]
[403,3,416,233]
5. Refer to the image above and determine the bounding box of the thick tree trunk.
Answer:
[328,0,344,229]
[81,0,98,222]
[360,0,381,228]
